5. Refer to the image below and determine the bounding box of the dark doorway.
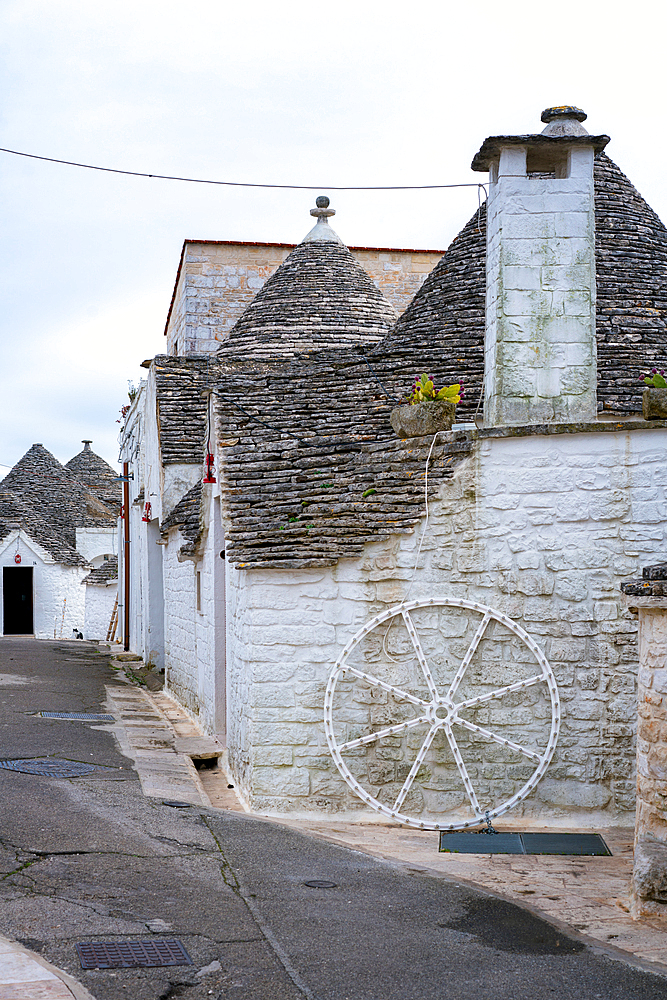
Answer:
[3,567,34,635]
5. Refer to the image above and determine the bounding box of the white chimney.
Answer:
[472,107,610,426]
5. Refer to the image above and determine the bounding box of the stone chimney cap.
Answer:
[541,106,587,124]
[471,107,609,172]
[82,440,92,449]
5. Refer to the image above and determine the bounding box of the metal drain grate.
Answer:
[76,939,192,969]
[38,712,115,721]
[439,832,612,856]
[0,758,97,777]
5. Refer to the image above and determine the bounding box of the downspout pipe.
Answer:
[123,461,130,651]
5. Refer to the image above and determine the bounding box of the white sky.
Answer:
[1,0,665,476]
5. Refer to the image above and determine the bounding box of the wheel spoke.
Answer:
[393,725,438,812]
[401,610,438,701]
[454,718,541,762]
[444,723,482,816]
[446,612,491,702]
[341,665,430,708]
[456,673,544,711]
[339,715,430,751]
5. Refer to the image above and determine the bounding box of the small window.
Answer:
[196,571,202,612]
[526,148,568,179]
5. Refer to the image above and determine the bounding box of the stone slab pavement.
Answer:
[1,638,667,1000]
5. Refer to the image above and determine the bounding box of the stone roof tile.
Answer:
[65,442,120,513]
[0,490,87,566]
[82,555,118,585]
[160,481,204,557]
[216,235,397,361]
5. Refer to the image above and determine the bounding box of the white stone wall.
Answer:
[75,527,117,564]
[84,583,116,640]
[162,485,226,736]
[0,531,88,639]
[485,145,597,425]
[162,529,199,716]
[223,426,667,826]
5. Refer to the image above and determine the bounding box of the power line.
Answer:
[0,145,486,193]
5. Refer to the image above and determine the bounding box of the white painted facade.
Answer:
[83,578,117,641]
[216,426,665,825]
[118,108,667,829]
[0,530,88,639]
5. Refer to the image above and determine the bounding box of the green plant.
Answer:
[642,369,667,388]
[362,488,377,497]
[407,374,462,405]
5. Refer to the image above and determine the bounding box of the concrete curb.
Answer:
[0,934,96,1000]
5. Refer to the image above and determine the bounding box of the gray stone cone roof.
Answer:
[213,356,473,568]
[384,153,667,416]
[161,481,204,557]
[0,443,115,552]
[0,490,87,566]
[65,445,120,513]
[83,555,118,585]
[216,239,398,361]
[153,356,218,466]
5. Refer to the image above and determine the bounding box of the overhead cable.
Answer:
[0,145,486,193]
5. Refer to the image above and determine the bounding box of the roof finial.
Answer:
[302,195,343,244]
[82,440,92,450]
[310,195,336,224]
[540,106,589,138]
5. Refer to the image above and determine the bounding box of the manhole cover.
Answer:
[303,880,338,889]
[76,939,192,969]
[0,758,97,777]
[38,712,115,722]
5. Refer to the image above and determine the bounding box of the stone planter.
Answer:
[390,400,456,439]
[643,387,667,420]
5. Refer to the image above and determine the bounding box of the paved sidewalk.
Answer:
[0,934,94,1000]
[121,680,667,979]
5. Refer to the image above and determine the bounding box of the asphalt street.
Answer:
[0,637,666,1000]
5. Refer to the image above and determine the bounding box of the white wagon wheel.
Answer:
[324,598,560,831]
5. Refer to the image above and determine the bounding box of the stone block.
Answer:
[537,778,611,809]
[633,838,667,903]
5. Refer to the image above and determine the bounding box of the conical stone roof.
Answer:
[65,441,120,513]
[217,199,397,362]
[0,490,86,566]
[383,153,667,417]
[1,444,115,550]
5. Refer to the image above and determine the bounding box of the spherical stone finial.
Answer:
[541,106,587,124]
[310,195,336,220]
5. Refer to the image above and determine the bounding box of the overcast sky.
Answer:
[1,0,665,477]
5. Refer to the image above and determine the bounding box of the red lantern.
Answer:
[142,502,152,523]
[203,452,216,484]
[14,553,21,564]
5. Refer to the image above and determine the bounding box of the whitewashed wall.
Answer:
[83,582,116,640]
[162,483,226,736]
[224,425,667,826]
[0,532,88,639]
[75,527,116,564]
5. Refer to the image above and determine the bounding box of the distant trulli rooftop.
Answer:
[216,197,398,361]
[0,490,86,566]
[0,443,115,553]
[65,441,120,513]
